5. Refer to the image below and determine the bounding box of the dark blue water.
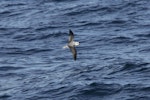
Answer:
[0,0,150,100]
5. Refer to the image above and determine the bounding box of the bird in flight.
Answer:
[63,30,79,60]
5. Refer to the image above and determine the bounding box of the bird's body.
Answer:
[68,41,79,47]
[63,30,79,60]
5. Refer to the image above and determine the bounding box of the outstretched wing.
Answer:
[69,29,74,42]
[69,46,77,60]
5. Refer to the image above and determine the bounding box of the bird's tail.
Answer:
[63,45,68,49]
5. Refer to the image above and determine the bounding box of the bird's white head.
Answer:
[74,42,79,46]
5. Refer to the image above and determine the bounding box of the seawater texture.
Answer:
[0,0,150,100]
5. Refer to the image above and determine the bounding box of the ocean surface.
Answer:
[0,0,150,100]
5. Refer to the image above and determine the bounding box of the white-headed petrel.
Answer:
[63,30,79,60]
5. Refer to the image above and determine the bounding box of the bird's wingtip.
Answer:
[74,57,76,61]
[69,29,74,34]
